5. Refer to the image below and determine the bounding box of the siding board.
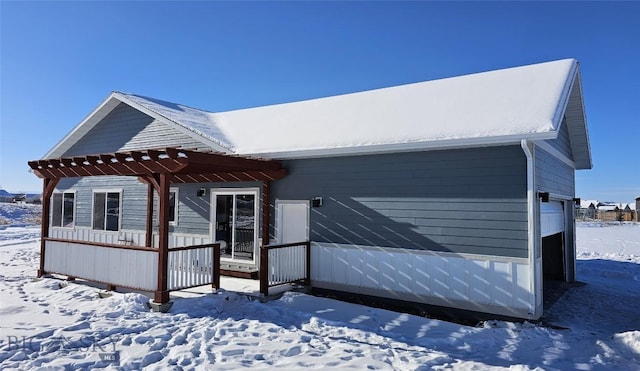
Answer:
[272,146,528,258]
[535,147,575,196]
[62,102,205,156]
[54,177,263,237]
[543,117,573,161]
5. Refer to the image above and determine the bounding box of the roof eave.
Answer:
[572,69,593,170]
[43,92,122,159]
[251,132,558,160]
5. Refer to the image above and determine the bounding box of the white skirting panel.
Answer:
[49,227,210,248]
[311,242,533,318]
[44,240,158,291]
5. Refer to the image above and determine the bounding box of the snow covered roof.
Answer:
[596,202,634,211]
[44,59,592,168]
[580,200,598,209]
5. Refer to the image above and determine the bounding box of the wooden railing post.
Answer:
[213,243,220,290]
[38,178,58,277]
[305,241,311,286]
[260,246,269,296]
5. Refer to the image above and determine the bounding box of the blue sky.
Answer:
[1,1,638,202]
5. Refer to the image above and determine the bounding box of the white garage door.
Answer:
[541,201,565,237]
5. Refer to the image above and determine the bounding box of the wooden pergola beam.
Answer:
[28,148,283,181]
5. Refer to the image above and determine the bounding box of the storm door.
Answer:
[212,189,259,263]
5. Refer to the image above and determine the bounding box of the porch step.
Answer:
[220,269,258,280]
[220,264,259,280]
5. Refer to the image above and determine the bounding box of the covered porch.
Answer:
[28,148,309,307]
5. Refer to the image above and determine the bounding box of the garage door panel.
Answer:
[541,201,564,237]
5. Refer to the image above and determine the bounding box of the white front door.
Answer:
[212,188,259,263]
[276,200,310,244]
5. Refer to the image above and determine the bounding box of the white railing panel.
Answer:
[44,240,158,291]
[268,245,306,286]
[49,228,210,249]
[167,246,215,291]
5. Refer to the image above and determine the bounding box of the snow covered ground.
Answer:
[0,203,638,370]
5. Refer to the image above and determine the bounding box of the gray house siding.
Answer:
[62,103,206,157]
[543,117,573,161]
[55,176,149,231]
[535,147,575,197]
[272,146,529,258]
[154,181,263,236]
[55,176,263,236]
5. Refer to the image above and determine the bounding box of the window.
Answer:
[169,188,178,225]
[93,191,121,231]
[51,192,75,227]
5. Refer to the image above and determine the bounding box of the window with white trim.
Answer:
[93,191,121,231]
[51,192,75,227]
[169,188,178,225]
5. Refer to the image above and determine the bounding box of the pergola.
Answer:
[28,148,286,304]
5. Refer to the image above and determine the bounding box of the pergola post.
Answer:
[154,172,171,304]
[261,181,271,246]
[259,181,271,296]
[145,182,154,248]
[38,178,59,277]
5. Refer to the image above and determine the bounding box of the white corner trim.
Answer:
[520,139,537,316]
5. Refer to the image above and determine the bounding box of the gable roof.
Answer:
[44,59,592,169]
[580,199,598,209]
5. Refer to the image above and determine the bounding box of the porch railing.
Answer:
[259,241,310,296]
[42,238,220,294]
[168,244,220,291]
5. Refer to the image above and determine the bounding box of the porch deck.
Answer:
[171,276,296,299]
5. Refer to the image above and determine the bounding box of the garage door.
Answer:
[541,201,565,237]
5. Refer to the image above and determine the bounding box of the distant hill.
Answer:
[0,189,41,203]
[0,189,39,196]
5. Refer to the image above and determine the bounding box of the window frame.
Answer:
[169,187,179,226]
[92,189,122,232]
[51,191,76,228]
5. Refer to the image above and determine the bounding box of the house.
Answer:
[617,203,635,221]
[595,203,619,221]
[637,197,640,221]
[577,199,598,220]
[595,202,635,221]
[29,58,592,320]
